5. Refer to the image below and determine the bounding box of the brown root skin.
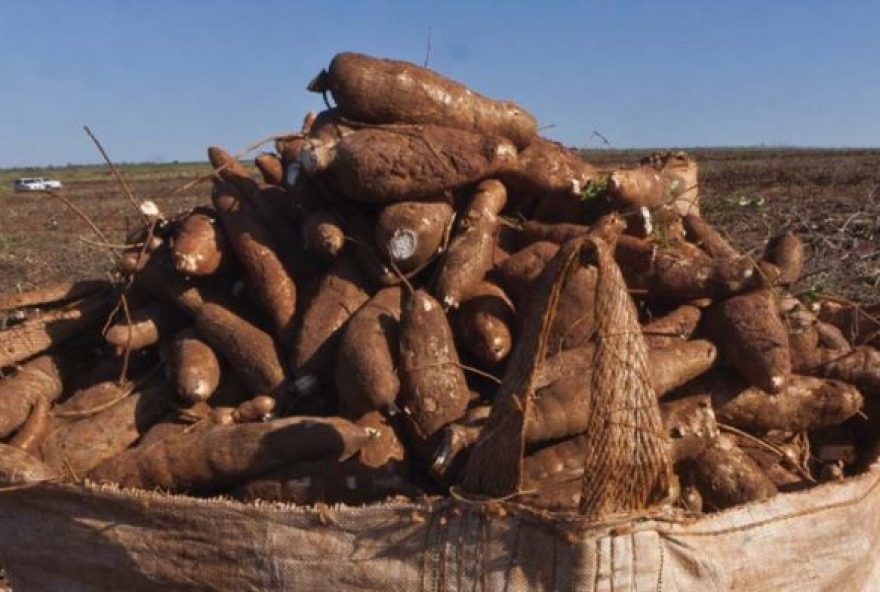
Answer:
[131,245,220,316]
[172,211,226,276]
[682,214,740,259]
[231,455,420,506]
[194,302,287,400]
[293,256,371,385]
[784,307,821,373]
[207,146,260,196]
[815,321,852,352]
[41,379,172,476]
[453,281,515,367]
[303,125,517,204]
[660,394,719,463]
[498,137,599,196]
[609,166,674,209]
[642,305,702,349]
[643,151,700,217]
[301,210,346,259]
[0,355,64,439]
[522,433,589,491]
[687,435,777,511]
[543,263,597,355]
[492,241,559,306]
[764,231,804,287]
[170,328,221,404]
[524,341,715,445]
[0,295,110,368]
[322,52,537,149]
[335,287,402,419]
[436,180,507,308]
[817,346,880,398]
[232,396,276,423]
[104,302,186,354]
[496,241,599,354]
[212,179,297,348]
[254,153,284,186]
[399,289,470,450]
[301,110,317,133]
[53,379,136,419]
[9,395,51,454]
[526,374,592,445]
[355,410,407,469]
[0,443,57,486]
[118,225,166,275]
[706,290,792,393]
[431,417,485,483]
[711,373,863,433]
[518,220,592,248]
[650,340,718,398]
[0,280,108,313]
[375,200,454,273]
[733,434,808,491]
[817,300,880,348]
[307,109,356,143]
[522,208,626,246]
[89,415,370,495]
[614,236,754,301]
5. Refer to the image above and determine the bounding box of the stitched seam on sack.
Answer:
[631,531,637,592]
[610,534,616,592]
[658,472,880,538]
[656,540,664,592]
[503,521,522,592]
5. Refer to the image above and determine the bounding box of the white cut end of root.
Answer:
[174,252,199,274]
[442,295,459,309]
[421,297,434,312]
[140,200,160,219]
[609,172,623,192]
[495,141,517,160]
[299,139,337,176]
[364,427,381,440]
[285,162,301,186]
[293,374,319,396]
[387,229,417,262]
[192,380,210,397]
[570,178,582,195]
[770,375,785,390]
[640,207,653,235]
[432,443,451,472]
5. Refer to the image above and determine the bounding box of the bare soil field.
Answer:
[0,148,877,304]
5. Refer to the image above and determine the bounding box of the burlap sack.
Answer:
[1,468,879,591]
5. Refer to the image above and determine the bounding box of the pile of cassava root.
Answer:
[1,51,879,514]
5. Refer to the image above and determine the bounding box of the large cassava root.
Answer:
[312,52,538,149]
[0,355,64,439]
[90,416,370,494]
[0,294,110,368]
[300,125,517,204]
[210,165,297,347]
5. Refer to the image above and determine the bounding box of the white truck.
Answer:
[13,177,63,192]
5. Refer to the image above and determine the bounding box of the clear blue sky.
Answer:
[2,1,879,167]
